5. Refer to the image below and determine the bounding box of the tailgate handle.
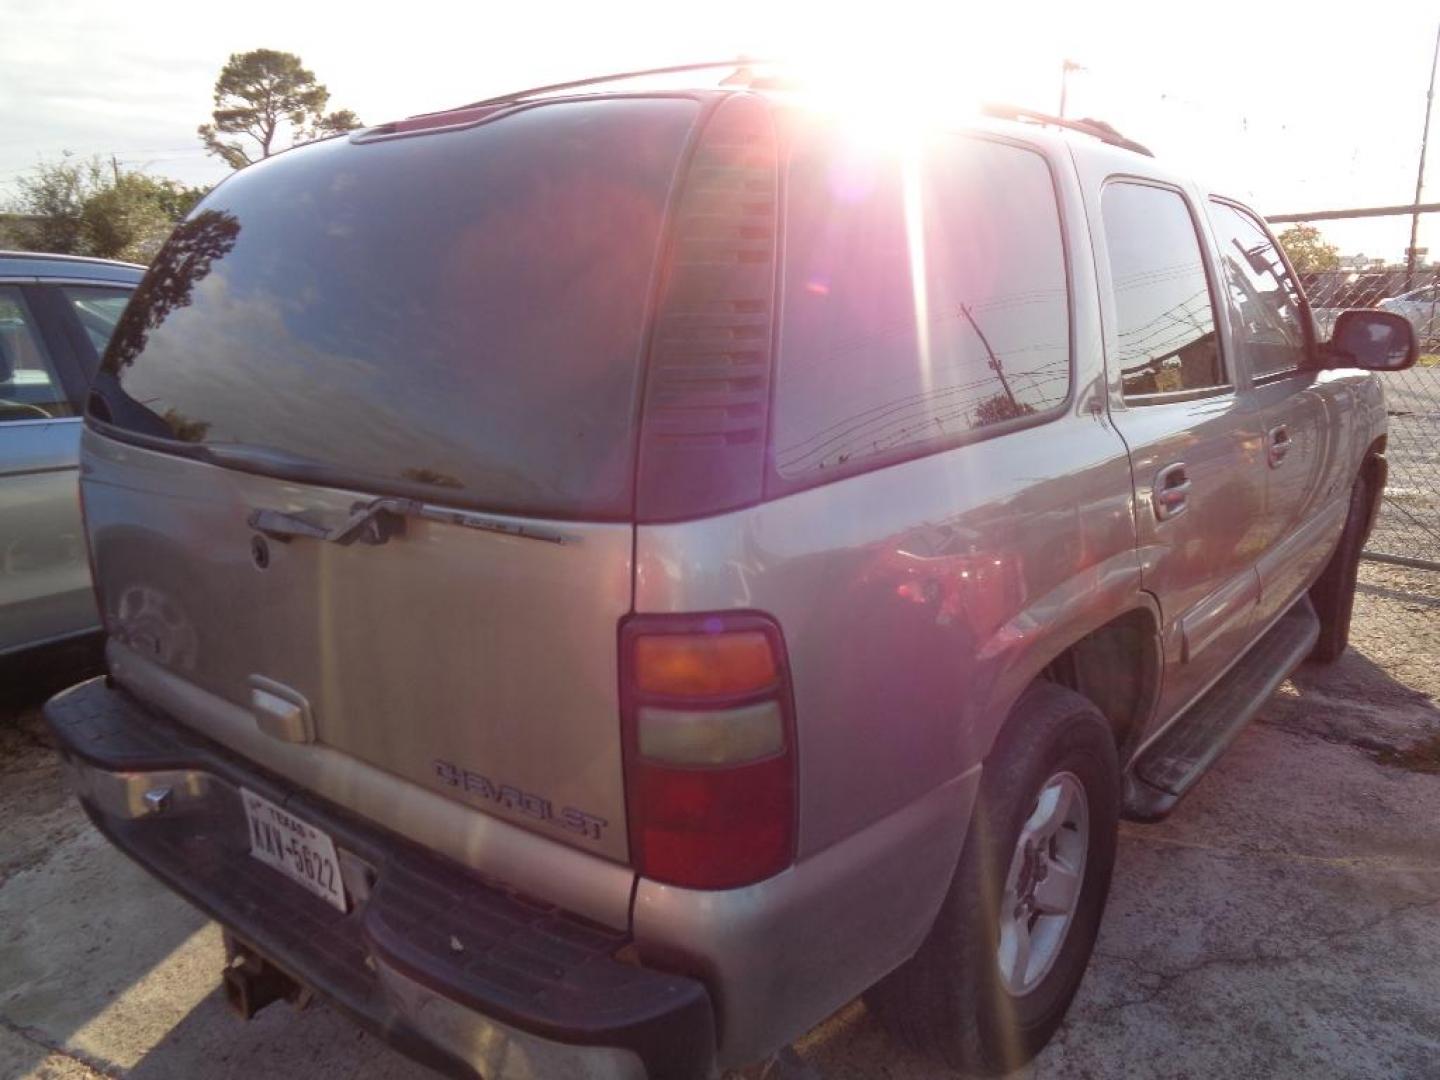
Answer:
[249,677,315,743]
[248,498,568,547]
[247,500,414,546]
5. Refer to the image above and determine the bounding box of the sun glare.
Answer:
[900,141,933,398]
[772,55,977,146]
[757,40,979,403]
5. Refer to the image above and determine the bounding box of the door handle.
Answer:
[1267,424,1292,467]
[1153,462,1191,521]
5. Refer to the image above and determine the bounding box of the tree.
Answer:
[198,49,362,169]
[1277,224,1340,273]
[8,156,96,253]
[7,155,208,262]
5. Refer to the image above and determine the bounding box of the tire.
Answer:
[1308,474,1370,664]
[866,682,1120,1075]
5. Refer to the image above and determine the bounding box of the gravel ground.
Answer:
[1,565,1437,1080]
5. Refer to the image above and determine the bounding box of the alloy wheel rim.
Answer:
[997,770,1089,996]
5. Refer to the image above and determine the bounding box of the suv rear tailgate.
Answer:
[84,431,637,881]
[77,96,706,887]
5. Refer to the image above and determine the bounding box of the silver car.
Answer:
[1,251,141,658]
[47,70,1414,1078]
[1378,283,1440,349]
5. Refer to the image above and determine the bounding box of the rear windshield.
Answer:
[91,98,699,518]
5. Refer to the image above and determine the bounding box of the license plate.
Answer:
[241,788,347,912]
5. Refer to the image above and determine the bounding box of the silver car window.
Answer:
[0,286,73,421]
[62,286,132,355]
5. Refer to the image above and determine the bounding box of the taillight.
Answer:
[621,613,796,890]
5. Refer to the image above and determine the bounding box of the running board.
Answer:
[1124,596,1320,821]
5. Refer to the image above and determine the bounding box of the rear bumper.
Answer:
[46,677,715,1080]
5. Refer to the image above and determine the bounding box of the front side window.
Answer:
[1207,201,1309,379]
[1102,182,1224,400]
[0,286,72,421]
[773,130,1071,481]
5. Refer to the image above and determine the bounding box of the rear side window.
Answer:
[62,286,132,355]
[92,98,699,519]
[1206,201,1310,379]
[1102,182,1225,400]
[773,132,1070,481]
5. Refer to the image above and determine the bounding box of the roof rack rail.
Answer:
[981,103,1153,157]
[449,59,774,113]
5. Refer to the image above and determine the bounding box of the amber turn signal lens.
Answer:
[633,631,779,697]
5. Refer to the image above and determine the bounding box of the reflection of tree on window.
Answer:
[88,209,240,441]
[103,209,241,374]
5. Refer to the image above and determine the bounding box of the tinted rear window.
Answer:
[93,98,699,518]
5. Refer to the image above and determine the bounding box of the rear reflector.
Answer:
[621,613,796,890]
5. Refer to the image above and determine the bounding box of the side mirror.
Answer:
[1324,309,1418,371]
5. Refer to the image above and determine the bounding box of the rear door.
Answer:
[1090,176,1270,720]
[1204,200,1343,627]
[81,96,702,866]
[0,284,92,654]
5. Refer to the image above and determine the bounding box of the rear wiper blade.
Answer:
[248,497,567,547]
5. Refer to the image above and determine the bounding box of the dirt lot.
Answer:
[2,563,1438,1080]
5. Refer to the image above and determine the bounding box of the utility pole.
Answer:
[1058,59,1084,119]
[1406,23,1440,290]
[960,303,1016,408]
[110,153,121,184]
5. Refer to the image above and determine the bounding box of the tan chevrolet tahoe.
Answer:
[47,63,1417,1079]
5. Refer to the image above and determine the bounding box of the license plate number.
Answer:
[242,788,346,912]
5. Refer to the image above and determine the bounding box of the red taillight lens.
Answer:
[621,614,796,890]
[632,754,792,889]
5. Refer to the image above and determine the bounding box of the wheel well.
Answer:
[1360,436,1386,539]
[1041,608,1161,757]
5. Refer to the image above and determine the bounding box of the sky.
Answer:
[1,0,1438,261]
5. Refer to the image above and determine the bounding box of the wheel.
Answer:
[866,682,1120,1075]
[1308,473,1370,664]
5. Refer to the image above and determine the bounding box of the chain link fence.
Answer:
[1268,207,1440,572]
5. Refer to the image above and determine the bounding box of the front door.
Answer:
[1205,200,1343,627]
